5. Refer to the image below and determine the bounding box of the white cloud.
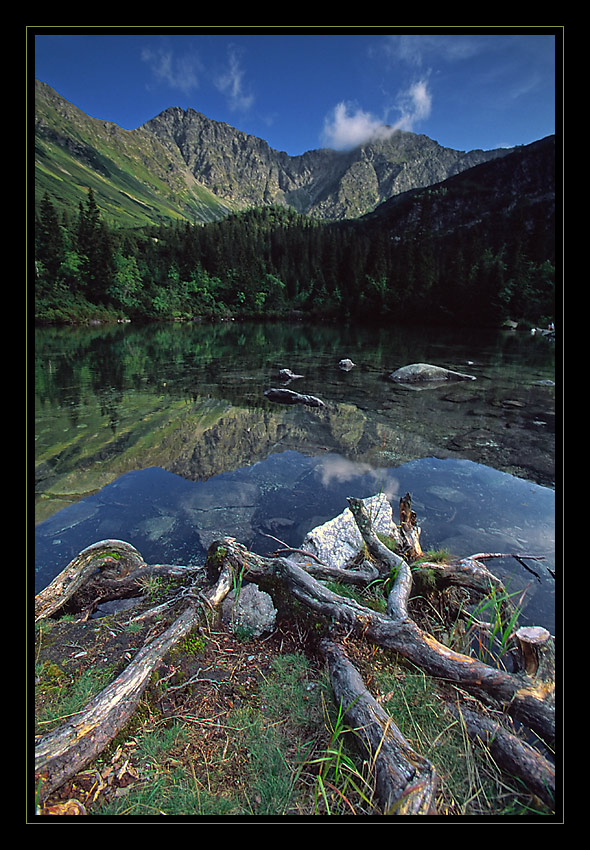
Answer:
[321,102,390,150]
[141,47,201,95]
[322,79,432,150]
[393,79,432,131]
[214,45,254,112]
[383,34,484,68]
[316,456,399,501]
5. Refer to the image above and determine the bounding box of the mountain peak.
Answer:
[35,80,520,226]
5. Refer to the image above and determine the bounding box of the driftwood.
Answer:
[33,493,555,815]
[34,559,234,804]
[34,539,202,623]
[448,702,555,809]
[34,540,148,622]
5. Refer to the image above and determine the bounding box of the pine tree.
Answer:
[75,188,114,302]
[37,193,65,282]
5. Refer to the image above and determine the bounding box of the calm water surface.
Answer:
[33,321,557,630]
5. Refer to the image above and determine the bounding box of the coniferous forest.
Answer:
[34,171,555,328]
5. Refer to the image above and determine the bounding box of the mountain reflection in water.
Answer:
[34,321,556,631]
[34,452,555,634]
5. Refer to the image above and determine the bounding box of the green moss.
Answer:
[411,567,440,591]
[43,662,65,682]
[179,630,206,657]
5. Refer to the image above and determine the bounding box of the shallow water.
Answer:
[33,320,557,630]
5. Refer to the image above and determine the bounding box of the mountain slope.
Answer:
[34,80,236,226]
[360,135,556,240]
[34,80,516,227]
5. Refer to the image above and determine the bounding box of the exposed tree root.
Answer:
[33,494,555,815]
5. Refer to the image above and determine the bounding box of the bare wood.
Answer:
[450,702,555,808]
[413,557,511,596]
[295,556,380,586]
[516,627,555,701]
[347,497,413,621]
[34,561,234,804]
[208,538,554,744]
[321,639,437,815]
[33,494,555,809]
[35,601,199,802]
[412,556,519,633]
[34,540,148,622]
[398,492,423,560]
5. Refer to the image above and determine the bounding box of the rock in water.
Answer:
[338,359,356,371]
[301,494,400,570]
[279,368,304,381]
[264,387,325,407]
[389,363,476,383]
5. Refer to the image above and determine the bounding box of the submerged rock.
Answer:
[388,363,476,384]
[279,368,305,381]
[338,359,356,371]
[264,387,325,407]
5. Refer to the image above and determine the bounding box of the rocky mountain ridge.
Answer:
[34,80,517,226]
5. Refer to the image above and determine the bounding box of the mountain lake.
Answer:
[33,319,557,633]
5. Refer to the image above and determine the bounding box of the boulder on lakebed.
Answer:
[388,363,476,384]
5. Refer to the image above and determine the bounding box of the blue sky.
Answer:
[32,29,559,156]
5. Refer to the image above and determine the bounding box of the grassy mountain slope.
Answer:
[34,80,236,227]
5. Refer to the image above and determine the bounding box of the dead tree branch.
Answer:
[449,702,555,808]
[34,560,234,804]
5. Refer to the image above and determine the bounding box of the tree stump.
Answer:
[398,492,423,560]
[515,626,555,701]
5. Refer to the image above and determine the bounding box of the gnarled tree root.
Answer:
[448,701,555,808]
[34,560,234,805]
[320,639,438,815]
[206,536,554,744]
[34,495,555,814]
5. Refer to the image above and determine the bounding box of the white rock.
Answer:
[301,493,399,570]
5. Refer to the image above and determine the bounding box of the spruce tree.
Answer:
[37,193,65,282]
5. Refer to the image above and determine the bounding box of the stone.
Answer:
[388,363,476,383]
[279,368,304,381]
[222,583,277,637]
[338,359,356,371]
[300,493,399,570]
[264,387,325,407]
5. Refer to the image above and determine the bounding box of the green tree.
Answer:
[37,193,65,282]
[76,188,114,301]
[107,252,144,311]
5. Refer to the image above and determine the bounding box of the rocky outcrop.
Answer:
[143,108,514,221]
